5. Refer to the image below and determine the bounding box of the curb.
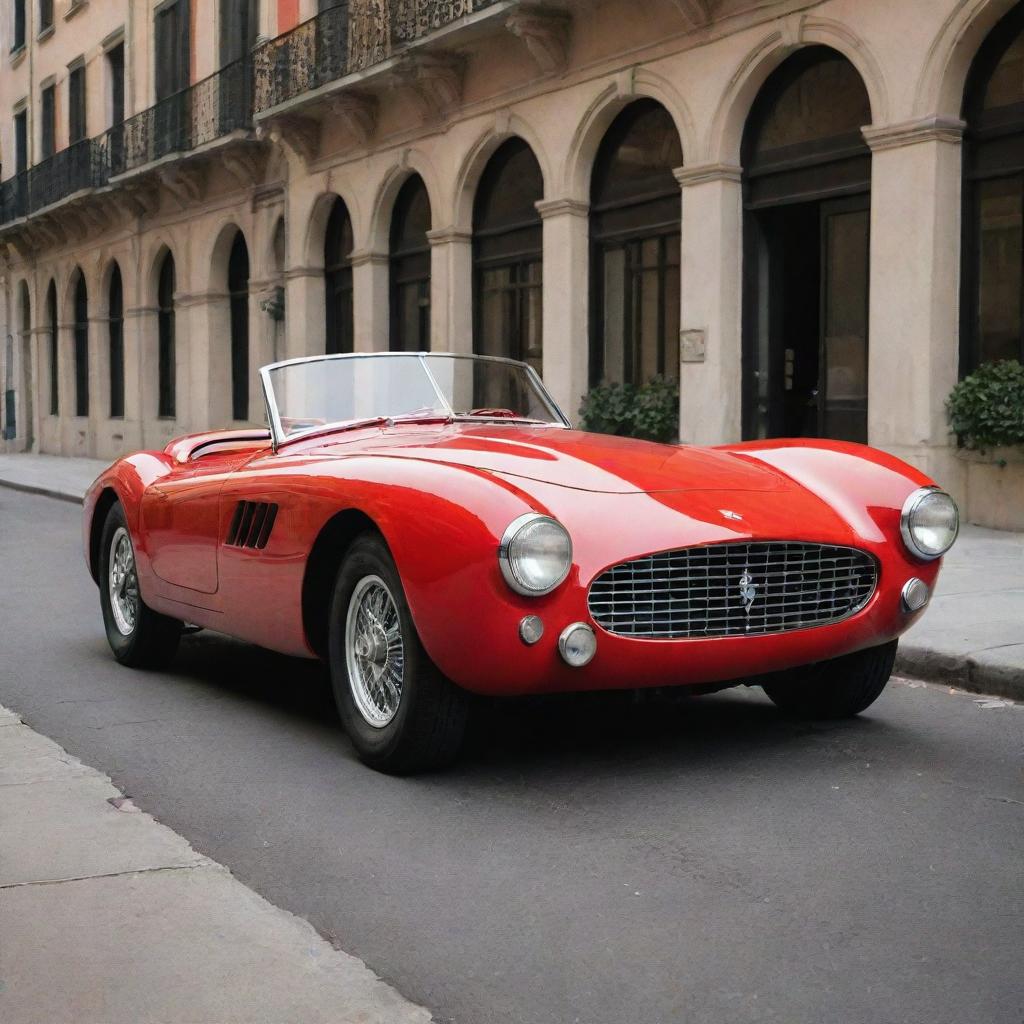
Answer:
[896,646,1023,702]
[0,478,84,505]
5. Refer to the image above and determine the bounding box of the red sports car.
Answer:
[83,353,958,772]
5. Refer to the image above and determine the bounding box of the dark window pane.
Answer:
[39,0,53,30]
[69,65,87,143]
[324,198,354,354]
[74,275,89,418]
[41,85,56,160]
[982,29,1024,111]
[47,281,58,415]
[389,176,431,352]
[15,111,28,175]
[109,266,124,418]
[107,43,125,125]
[158,255,176,418]
[976,177,1023,364]
[228,233,250,420]
[13,0,25,49]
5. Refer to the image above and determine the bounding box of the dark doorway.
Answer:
[73,273,89,418]
[46,280,58,416]
[158,253,176,418]
[154,0,191,159]
[109,264,125,418]
[389,175,431,352]
[742,47,872,443]
[324,198,354,354]
[228,232,250,421]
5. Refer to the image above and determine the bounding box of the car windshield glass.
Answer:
[263,354,565,441]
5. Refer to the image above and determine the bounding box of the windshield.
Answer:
[262,353,568,443]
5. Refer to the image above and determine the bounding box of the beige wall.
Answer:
[1,0,1022,528]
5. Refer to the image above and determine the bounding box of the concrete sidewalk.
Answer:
[0,703,432,1024]
[0,451,1021,700]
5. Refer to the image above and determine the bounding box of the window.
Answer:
[590,100,683,387]
[68,63,86,143]
[73,273,89,417]
[963,5,1024,369]
[46,280,58,415]
[220,0,257,66]
[324,198,354,355]
[40,84,56,160]
[473,139,544,375]
[108,265,124,418]
[106,43,125,125]
[228,232,250,421]
[13,0,26,50]
[155,0,190,160]
[14,108,28,174]
[389,175,431,352]
[157,253,176,418]
[39,0,53,33]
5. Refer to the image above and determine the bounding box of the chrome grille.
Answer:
[588,541,877,639]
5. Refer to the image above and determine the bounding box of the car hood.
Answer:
[312,425,792,495]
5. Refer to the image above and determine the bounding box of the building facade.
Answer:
[1,0,1023,527]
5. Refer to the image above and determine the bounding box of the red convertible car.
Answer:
[83,352,958,772]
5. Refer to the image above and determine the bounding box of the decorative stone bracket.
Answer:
[668,0,711,31]
[159,165,205,209]
[506,5,572,74]
[323,93,378,147]
[258,114,322,166]
[393,53,465,120]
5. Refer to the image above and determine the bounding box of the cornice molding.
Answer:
[674,163,743,187]
[862,117,966,153]
[535,197,589,219]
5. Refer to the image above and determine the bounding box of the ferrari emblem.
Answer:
[738,571,758,614]
[720,509,743,522]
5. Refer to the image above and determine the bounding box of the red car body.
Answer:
[83,421,942,697]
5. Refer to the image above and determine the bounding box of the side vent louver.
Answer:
[226,501,278,550]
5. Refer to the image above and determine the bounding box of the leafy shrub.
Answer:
[579,376,680,444]
[947,359,1024,451]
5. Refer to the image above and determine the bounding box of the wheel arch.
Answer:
[88,487,121,584]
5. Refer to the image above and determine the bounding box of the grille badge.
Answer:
[738,570,758,615]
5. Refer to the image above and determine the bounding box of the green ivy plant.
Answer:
[947,359,1024,452]
[579,376,680,444]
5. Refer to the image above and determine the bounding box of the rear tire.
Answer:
[762,640,898,719]
[328,533,469,773]
[98,502,182,668]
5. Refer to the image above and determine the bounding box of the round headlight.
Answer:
[499,513,572,596]
[900,487,959,560]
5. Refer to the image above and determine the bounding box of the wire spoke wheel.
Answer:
[108,526,139,637]
[345,575,405,728]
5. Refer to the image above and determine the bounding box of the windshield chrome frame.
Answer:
[259,351,571,451]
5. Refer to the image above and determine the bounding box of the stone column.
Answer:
[536,198,589,424]
[427,228,473,355]
[863,118,966,494]
[123,305,154,451]
[350,249,389,353]
[284,266,326,360]
[175,289,230,434]
[676,163,744,446]
[87,315,107,458]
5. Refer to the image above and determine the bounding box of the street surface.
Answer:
[1,487,1022,1024]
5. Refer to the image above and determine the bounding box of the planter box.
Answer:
[957,446,1024,531]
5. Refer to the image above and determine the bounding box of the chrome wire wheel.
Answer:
[345,575,405,728]
[108,526,139,637]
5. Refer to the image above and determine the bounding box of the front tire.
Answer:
[328,534,469,773]
[98,502,182,668]
[762,640,898,719]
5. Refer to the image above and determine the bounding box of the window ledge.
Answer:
[37,24,55,43]
[64,0,88,22]
[9,45,27,68]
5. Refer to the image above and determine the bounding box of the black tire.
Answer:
[98,502,182,668]
[762,640,898,719]
[328,533,469,774]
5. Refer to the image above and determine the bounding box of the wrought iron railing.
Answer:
[0,0,506,229]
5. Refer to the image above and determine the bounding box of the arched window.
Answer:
[228,232,250,420]
[108,265,124,418]
[157,253,176,418]
[46,281,58,416]
[963,4,1024,369]
[73,273,89,418]
[324,198,354,354]
[741,47,872,443]
[473,138,544,373]
[591,100,683,387]
[5,282,29,440]
[390,175,431,352]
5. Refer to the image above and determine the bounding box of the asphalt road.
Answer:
[1,487,1022,1024]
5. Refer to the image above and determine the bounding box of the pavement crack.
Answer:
[0,861,213,891]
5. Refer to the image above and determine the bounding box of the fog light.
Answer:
[519,615,544,646]
[558,623,596,668]
[901,578,930,613]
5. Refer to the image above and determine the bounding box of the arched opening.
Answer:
[963,3,1024,370]
[108,264,124,418]
[157,252,176,419]
[73,272,89,418]
[590,99,683,387]
[389,175,431,352]
[7,282,30,441]
[741,46,873,443]
[228,231,250,420]
[46,281,58,416]
[473,138,544,373]
[324,198,354,354]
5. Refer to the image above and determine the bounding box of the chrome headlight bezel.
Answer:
[498,513,573,597]
[900,486,959,561]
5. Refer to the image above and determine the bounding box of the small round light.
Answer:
[901,578,930,613]
[499,513,572,596]
[558,623,597,668]
[900,487,959,561]
[519,615,544,645]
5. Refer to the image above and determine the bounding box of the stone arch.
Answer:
[367,149,444,252]
[143,240,176,306]
[707,19,887,165]
[206,221,250,295]
[303,189,359,268]
[562,68,694,200]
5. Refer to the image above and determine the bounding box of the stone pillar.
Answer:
[350,249,389,353]
[248,280,279,424]
[123,305,153,450]
[284,265,326,359]
[863,118,966,494]
[174,290,230,434]
[676,164,744,446]
[427,228,473,354]
[536,198,589,425]
[87,315,107,458]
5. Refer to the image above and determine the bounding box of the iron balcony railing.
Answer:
[0,0,504,229]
